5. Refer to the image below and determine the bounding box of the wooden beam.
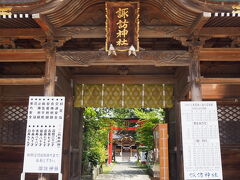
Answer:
[0,26,187,39]
[202,84,240,100]
[197,77,240,84]
[56,26,240,39]
[0,49,46,62]
[190,12,211,35]
[57,26,105,38]
[56,50,190,67]
[0,28,45,38]
[200,27,240,37]
[0,86,43,98]
[2,48,239,65]
[0,78,46,85]
[73,75,175,84]
[32,13,55,36]
[199,48,240,61]
[140,26,188,38]
[0,26,239,39]
[44,49,56,96]
[56,26,188,38]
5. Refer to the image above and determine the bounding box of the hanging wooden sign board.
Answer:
[105,1,139,52]
[0,7,12,15]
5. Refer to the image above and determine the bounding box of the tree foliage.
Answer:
[82,107,165,165]
[134,108,165,151]
[83,108,113,165]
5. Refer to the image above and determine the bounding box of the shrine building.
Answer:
[0,0,240,180]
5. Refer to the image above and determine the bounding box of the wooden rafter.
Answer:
[41,0,196,27]
[190,12,211,35]
[32,13,55,36]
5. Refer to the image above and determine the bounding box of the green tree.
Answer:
[83,107,113,165]
[134,108,164,151]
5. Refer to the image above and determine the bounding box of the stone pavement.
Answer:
[96,162,151,180]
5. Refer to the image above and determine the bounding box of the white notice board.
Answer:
[180,101,222,180]
[23,96,65,173]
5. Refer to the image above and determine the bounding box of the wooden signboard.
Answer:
[105,2,139,52]
[0,7,12,15]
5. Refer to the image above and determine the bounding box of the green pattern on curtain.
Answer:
[124,84,142,108]
[74,84,102,107]
[144,84,164,108]
[74,84,173,108]
[103,84,122,107]
[165,85,173,108]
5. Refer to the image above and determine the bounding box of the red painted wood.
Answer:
[127,120,139,123]
[108,127,113,164]
[111,127,138,131]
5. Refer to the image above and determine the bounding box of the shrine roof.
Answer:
[204,12,240,27]
[0,14,39,28]
[0,0,238,28]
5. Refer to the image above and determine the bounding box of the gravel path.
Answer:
[96,162,151,180]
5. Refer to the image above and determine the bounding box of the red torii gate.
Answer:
[108,120,141,164]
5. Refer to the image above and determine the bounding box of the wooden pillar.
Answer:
[190,46,202,101]
[39,41,56,180]
[55,67,73,180]
[175,101,184,180]
[167,107,178,180]
[44,42,56,96]
[175,45,202,180]
[108,127,113,164]
[174,67,190,180]
[69,107,84,179]
[63,96,73,180]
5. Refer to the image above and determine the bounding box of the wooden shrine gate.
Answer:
[0,1,240,180]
